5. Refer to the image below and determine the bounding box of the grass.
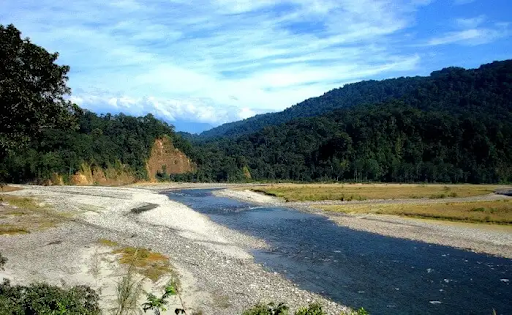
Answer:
[97,238,119,247]
[113,247,172,282]
[319,199,512,224]
[0,185,22,192]
[113,255,143,315]
[0,195,42,210]
[251,184,504,202]
[0,224,29,235]
[0,194,66,234]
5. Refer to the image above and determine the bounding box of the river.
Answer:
[164,189,512,315]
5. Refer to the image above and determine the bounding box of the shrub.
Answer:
[295,302,325,315]
[243,302,289,315]
[0,279,100,314]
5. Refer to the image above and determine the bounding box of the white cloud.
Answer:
[72,94,264,125]
[427,27,508,46]
[0,0,441,126]
[455,16,486,29]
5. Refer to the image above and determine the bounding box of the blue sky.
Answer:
[2,0,511,132]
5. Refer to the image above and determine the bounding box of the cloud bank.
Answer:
[1,0,511,128]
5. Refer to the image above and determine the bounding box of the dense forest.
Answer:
[201,61,512,140]
[0,111,193,183]
[200,77,426,139]
[175,60,512,183]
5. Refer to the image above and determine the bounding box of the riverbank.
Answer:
[0,185,349,314]
[217,188,512,258]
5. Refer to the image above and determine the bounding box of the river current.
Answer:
[164,189,511,315]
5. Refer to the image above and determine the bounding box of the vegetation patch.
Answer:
[0,195,67,234]
[320,200,512,224]
[253,184,501,202]
[0,279,100,315]
[0,225,29,235]
[0,186,22,192]
[242,302,368,315]
[113,247,172,282]
[97,238,119,247]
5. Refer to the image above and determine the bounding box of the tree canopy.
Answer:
[177,60,512,183]
[0,24,79,160]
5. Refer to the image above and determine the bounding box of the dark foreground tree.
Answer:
[0,24,79,161]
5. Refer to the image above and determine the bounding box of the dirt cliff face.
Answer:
[146,137,195,181]
[68,164,136,186]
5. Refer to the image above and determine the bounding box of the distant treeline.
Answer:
[1,111,193,183]
[175,60,512,183]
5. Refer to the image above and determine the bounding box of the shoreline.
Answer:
[0,185,349,314]
[217,188,512,259]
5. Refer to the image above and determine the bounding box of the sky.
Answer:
[2,0,511,133]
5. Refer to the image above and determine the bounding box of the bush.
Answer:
[242,302,369,315]
[243,302,289,315]
[295,302,325,315]
[0,279,100,315]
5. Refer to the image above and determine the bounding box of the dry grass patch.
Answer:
[113,247,172,282]
[320,199,512,224]
[252,184,504,202]
[98,238,119,247]
[0,185,23,192]
[0,224,29,235]
[0,195,67,234]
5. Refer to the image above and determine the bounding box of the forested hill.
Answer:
[200,60,512,139]
[1,110,195,184]
[179,60,512,183]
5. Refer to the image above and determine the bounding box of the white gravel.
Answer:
[0,185,349,315]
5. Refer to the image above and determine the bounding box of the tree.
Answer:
[0,24,79,161]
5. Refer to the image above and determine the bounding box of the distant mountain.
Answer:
[180,60,512,183]
[199,76,426,139]
[200,60,512,140]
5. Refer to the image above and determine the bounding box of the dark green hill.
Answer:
[200,60,512,139]
[200,77,425,139]
[179,60,512,183]
[1,111,194,184]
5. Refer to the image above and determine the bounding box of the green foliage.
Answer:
[0,279,100,315]
[294,302,324,315]
[242,302,290,315]
[348,308,369,315]
[0,24,194,184]
[0,24,80,162]
[113,256,143,315]
[142,282,183,315]
[185,60,512,184]
[200,75,427,139]
[242,302,368,315]
[1,111,189,183]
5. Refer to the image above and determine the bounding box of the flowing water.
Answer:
[165,189,512,315]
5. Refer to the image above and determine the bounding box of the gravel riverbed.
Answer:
[0,185,349,315]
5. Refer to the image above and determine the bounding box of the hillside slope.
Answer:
[182,60,512,183]
[1,111,195,184]
[200,60,512,139]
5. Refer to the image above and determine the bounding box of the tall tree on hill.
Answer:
[0,24,79,164]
